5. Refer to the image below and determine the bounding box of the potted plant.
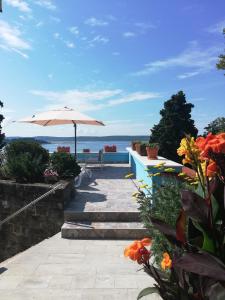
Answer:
[131,140,140,151]
[136,142,148,156]
[146,143,159,159]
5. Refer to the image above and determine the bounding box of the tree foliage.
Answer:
[216,28,225,74]
[204,117,225,135]
[149,91,198,162]
[0,100,5,149]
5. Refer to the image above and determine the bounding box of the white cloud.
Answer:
[36,21,44,28]
[5,0,31,13]
[123,32,136,38]
[30,89,160,112]
[69,26,79,36]
[0,20,31,58]
[133,42,220,78]
[207,20,225,34]
[53,32,60,39]
[88,35,109,47]
[84,17,108,27]
[65,41,75,48]
[177,71,200,79]
[35,0,56,10]
[50,16,61,23]
[134,22,156,32]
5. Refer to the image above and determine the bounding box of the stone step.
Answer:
[64,210,140,222]
[61,221,148,239]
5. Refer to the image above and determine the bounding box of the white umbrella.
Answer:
[18,107,105,158]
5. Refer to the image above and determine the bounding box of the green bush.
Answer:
[5,140,49,183]
[51,152,81,178]
[137,176,187,265]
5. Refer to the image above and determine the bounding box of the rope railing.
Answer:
[0,183,62,227]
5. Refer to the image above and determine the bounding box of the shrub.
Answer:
[5,140,49,183]
[51,152,81,178]
[137,176,185,264]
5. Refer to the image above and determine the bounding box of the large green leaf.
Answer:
[193,221,215,253]
[137,287,159,299]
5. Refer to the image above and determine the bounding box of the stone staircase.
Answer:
[61,210,148,239]
[61,165,148,240]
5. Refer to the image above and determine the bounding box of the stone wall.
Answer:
[0,179,74,262]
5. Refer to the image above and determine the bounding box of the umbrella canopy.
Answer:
[19,107,105,157]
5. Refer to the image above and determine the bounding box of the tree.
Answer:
[216,28,225,74]
[204,117,225,135]
[0,101,5,149]
[149,91,198,162]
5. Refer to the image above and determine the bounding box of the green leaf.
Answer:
[137,287,159,299]
[193,221,215,253]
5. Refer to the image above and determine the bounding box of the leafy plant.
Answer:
[4,140,49,183]
[147,143,159,148]
[51,152,81,178]
[138,177,185,265]
[125,133,225,300]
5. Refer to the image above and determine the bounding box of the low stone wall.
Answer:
[0,179,74,262]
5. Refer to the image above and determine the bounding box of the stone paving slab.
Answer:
[0,233,161,300]
[66,164,139,212]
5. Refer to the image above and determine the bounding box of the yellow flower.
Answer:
[125,173,134,179]
[190,182,198,185]
[164,168,175,172]
[161,252,172,270]
[153,172,161,176]
[139,184,148,189]
[132,192,141,197]
[177,137,200,166]
[153,162,166,168]
[147,173,154,177]
[137,179,144,183]
[178,172,186,177]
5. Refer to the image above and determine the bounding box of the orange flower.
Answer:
[206,161,219,177]
[124,238,151,264]
[196,133,225,159]
[161,252,172,270]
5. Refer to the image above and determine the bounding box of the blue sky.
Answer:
[0,0,225,137]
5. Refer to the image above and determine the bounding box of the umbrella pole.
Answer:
[74,123,77,159]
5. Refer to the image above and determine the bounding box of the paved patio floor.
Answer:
[68,164,139,212]
[0,233,161,300]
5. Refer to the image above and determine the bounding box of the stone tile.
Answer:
[95,275,114,288]
[0,276,25,289]
[114,274,140,288]
[70,274,95,289]
[18,275,52,289]
[48,275,73,290]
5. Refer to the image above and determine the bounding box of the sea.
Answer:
[42,140,131,153]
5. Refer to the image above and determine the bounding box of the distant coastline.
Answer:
[6,135,149,143]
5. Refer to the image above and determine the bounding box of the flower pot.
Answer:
[131,141,138,151]
[136,144,147,156]
[146,146,159,160]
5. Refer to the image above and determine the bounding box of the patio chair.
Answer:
[84,149,104,169]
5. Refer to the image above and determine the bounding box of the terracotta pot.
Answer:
[131,141,137,151]
[136,144,147,156]
[146,146,159,160]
